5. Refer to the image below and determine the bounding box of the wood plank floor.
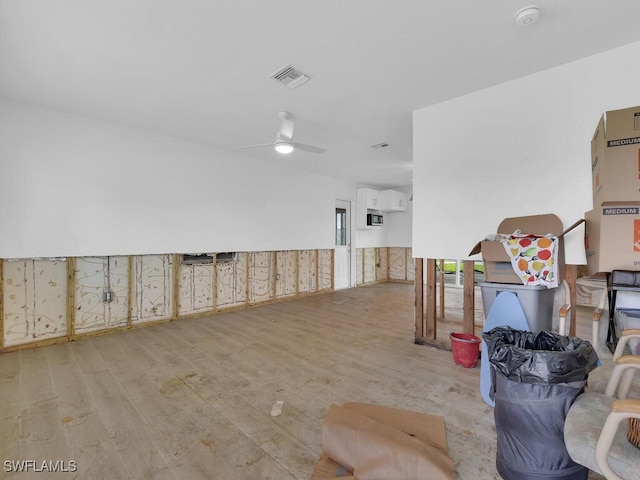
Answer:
[0,282,628,479]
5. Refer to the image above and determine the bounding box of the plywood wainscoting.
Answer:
[0,250,334,352]
[356,247,414,285]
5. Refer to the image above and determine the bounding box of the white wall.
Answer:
[354,225,387,249]
[386,186,412,248]
[413,40,640,264]
[0,98,355,258]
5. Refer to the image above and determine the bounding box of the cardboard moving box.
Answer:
[469,214,583,285]
[585,203,640,275]
[591,105,640,205]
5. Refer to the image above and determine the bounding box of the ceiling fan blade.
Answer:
[237,112,324,154]
[235,142,275,150]
[293,142,326,154]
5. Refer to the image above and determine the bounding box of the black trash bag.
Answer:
[483,327,600,386]
[482,327,600,480]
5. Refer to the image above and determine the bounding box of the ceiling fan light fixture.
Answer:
[275,142,294,154]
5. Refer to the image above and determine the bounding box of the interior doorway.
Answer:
[334,199,351,290]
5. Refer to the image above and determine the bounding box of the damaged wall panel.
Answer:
[356,249,363,285]
[2,259,67,347]
[1,248,336,351]
[406,248,415,282]
[389,247,409,281]
[363,248,376,284]
[216,253,247,309]
[248,251,275,304]
[377,247,388,281]
[179,260,214,316]
[276,251,297,298]
[356,247,412,284]
[298,250,317,294]
[74,256,129,334]
[317,249,333,291]
[130,254,173,324]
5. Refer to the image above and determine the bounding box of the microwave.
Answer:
[367,213,383,226]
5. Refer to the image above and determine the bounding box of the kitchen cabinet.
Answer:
[360,188,381,210]
[356,188,382,229]
[381,189,408,212]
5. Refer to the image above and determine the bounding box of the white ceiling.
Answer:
[3,1,640,189]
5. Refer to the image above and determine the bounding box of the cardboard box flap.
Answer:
[478,240,510,262]
[498,213,563,236]
[469,241,482,256]
[469,216,584,284]
[562,218,585,237]
[469,216,583,257]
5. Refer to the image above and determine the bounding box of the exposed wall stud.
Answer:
[244,252,249,305]
[462,260,475,334]
[438,259,445,320]
[212,252,218,310]
[272,251,277,298]
[67,257,75,338]
[127,256,133,327]
[172,254,180,320]
[315,249,319,292]
[295,250,300,295]
[425,258,437,340]
[414,258,424,341]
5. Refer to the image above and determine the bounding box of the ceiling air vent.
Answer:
[371,142,391,151]
[270,64,310,89]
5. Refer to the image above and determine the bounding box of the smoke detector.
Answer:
[515,5,540,26]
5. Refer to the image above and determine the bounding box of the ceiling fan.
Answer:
[236,111,326,154]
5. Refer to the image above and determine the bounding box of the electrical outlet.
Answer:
[102,290,113,303]
[276,273,281,281]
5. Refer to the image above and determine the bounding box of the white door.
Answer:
[334,200,351,290]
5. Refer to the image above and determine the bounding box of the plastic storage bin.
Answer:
[480,281,556,333]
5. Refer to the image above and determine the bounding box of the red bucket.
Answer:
[450,333,481,368]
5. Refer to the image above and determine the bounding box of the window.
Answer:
[336,208,347,246]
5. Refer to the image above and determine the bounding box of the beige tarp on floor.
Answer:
[314,402,455,480]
